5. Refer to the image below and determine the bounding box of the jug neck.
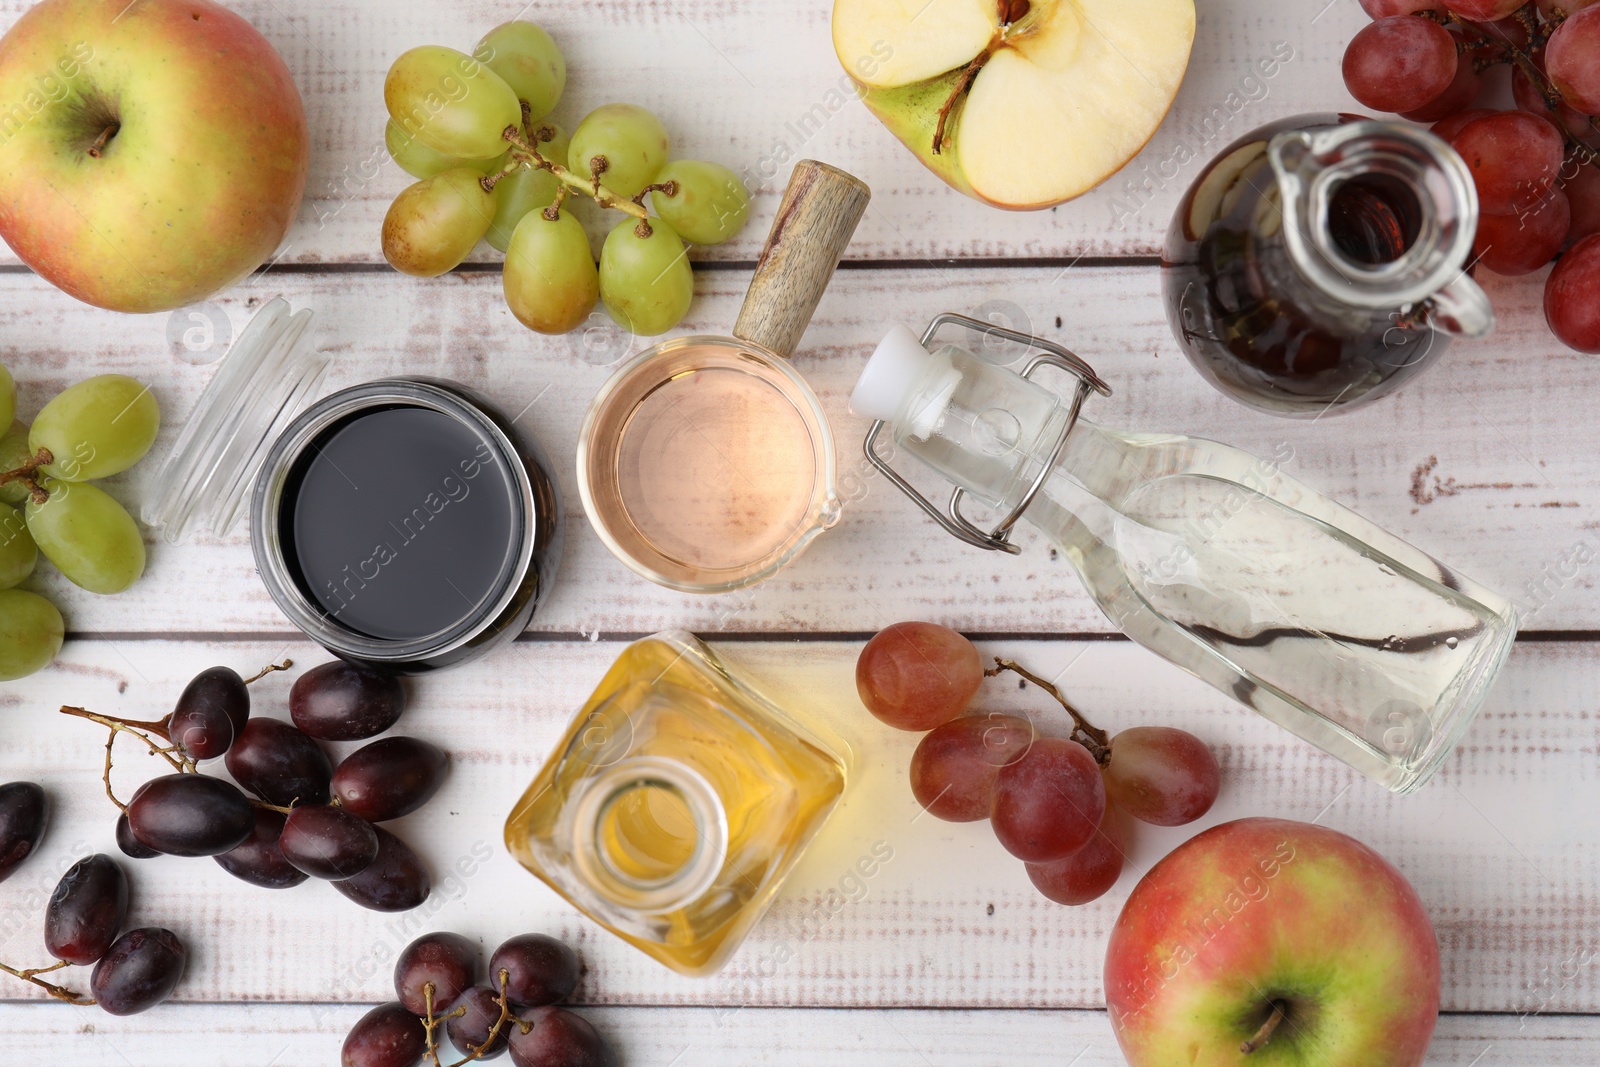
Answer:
[1268,119,1491,337]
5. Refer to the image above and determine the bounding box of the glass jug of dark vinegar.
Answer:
[1163,114,1493,417]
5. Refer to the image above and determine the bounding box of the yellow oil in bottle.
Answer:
[505,632,848,976]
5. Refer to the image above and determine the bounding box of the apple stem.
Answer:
[932,51,992,157]
[1240,1001,1286,1054]
[984,658,1112,763]
[86,123,119,159]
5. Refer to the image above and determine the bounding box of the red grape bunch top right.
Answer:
[1345,0,1600,351]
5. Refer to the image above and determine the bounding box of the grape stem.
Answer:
[59,705,197,812]
[491,103,650,221]
[0,959,95,1006]
[983,658,1112,764]
[242,659,292,685]
[630,181,679,238]
[0,447,54,505]
[419,968,527,1067]
[1437,5,1600,176]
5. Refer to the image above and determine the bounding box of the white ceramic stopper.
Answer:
[849,324,931,421]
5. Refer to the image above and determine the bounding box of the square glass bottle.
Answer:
[505,632,848,976]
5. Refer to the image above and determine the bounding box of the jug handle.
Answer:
[1422,272,1496,338]
[733,160,871,358]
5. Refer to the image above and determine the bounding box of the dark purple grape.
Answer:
[279,805,379,880]
[224,718,332,807]
[45,854,128,965]
[394,931,478,1015]
[332,737,449,822]
[115,813,161,859]
[214,809,308,889]
[508,1006,613,1067]
[332,826,430,913]
[341,1001,427,1067]
[488,934,580,1009]
[167,665,249,760]
[292,661,406,741]
[89,927,186,1016]
[446,986,510,1060]
[0,781,47,882]
[126,774,254,857]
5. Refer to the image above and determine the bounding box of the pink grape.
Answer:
[1545,233,1600,351]
[1549,6,1600,116]
[1402,40,1483,122]
[1342,17,1459,114]
[1360,0,1442,15]
[856,622,983,731]
[1432,107,1497,143]
[1451,111,1565,214]
[1025,803,1125,906]
[1563,156,1600,245]
[908,713,1035,822]
[990,737,1104,863]
[1444,0,1527,18]
[1103,727,1221,827]
[1473,191,1571,275]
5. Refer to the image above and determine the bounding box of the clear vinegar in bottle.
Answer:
[851,321,1517,794]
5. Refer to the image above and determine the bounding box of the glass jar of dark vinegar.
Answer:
[1162,113,1494,417]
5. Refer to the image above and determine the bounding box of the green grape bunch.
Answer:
[380,20,753,338]
[0,365,161,683]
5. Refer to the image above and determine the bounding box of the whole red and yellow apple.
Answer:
[1105,818,1440,1066]
[0,0,308,313]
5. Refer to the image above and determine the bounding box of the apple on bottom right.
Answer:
[1104,818,1440,1066]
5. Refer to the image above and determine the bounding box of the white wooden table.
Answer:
[2,1,1597,1063]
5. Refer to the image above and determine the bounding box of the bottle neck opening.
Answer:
[570,756,727,913]
[1270,120,1480,313]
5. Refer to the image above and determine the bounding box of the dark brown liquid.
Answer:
[281,406,519,641]
[1162,116,1439,416]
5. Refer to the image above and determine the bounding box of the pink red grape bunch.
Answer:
[856,623,1222,907]
[0,783,187,1015]
[61,658,448,914]
[342,930,613,1067]
[1342,1,1600,351]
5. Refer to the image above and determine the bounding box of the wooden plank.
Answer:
[1,265,1592,636]
[0,1004,1591,1066]
[0,0,1371,265]
[1,637,1596,1014]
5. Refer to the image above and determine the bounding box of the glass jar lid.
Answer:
[141,298,330,543]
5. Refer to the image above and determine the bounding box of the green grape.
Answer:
[0,589,63,682]
[0,421,32,506]
[486,164,560,254]
[25,480,145,595]
[503,207,599,334]
[599,218,694,336]
[651,160,753,245]
[382,168,498,277]
[384,46,521,161]
[569,104,669,199]
[0,503,36,590]
[473,21,565,120]
[385,120,508,180]
[30,375,160,482]
[0,364,13,431]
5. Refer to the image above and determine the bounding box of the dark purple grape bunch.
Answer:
[343,931,613,1067]
[64,659,447,914]
[0,788,185,1016]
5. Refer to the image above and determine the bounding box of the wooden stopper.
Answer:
[733,160,871,358]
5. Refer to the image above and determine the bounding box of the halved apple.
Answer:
[834,0,1196,210]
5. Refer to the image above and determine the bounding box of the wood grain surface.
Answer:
[0,0,1594,1062]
